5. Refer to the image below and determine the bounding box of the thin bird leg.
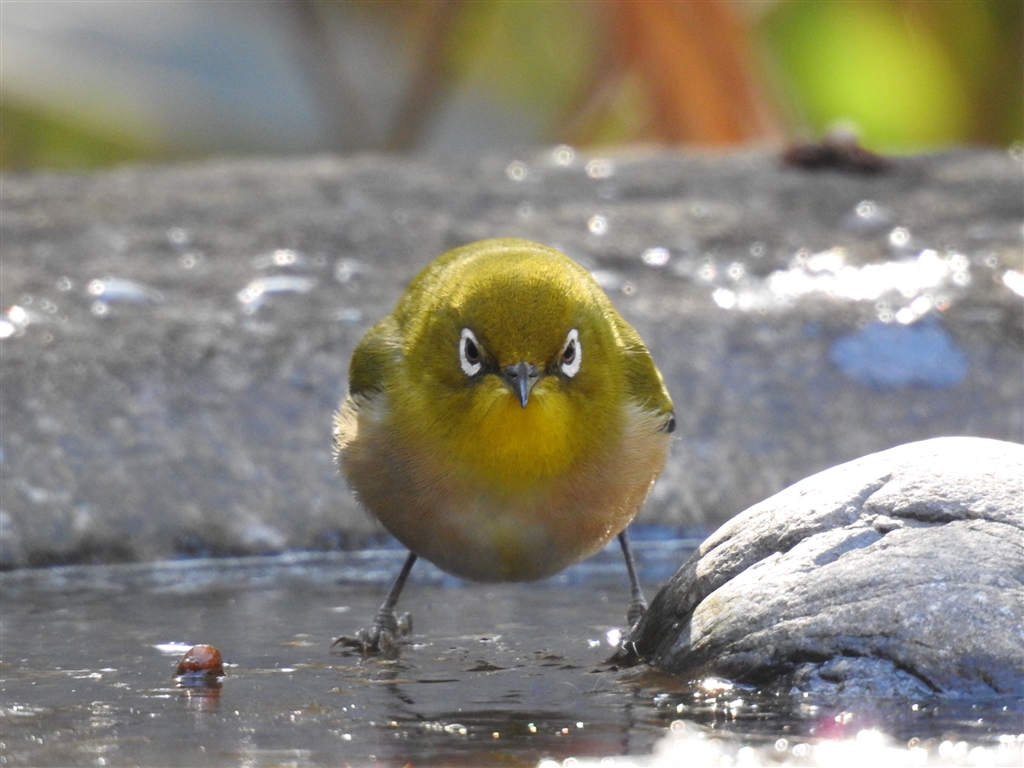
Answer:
[618,530,647,627]
[374,550,418,628]
[332,551,418,654]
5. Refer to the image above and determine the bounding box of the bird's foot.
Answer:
[626,596,647,629]
[603,598,648,667]
[331,609,412,656]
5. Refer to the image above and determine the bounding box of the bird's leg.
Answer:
[332,551,417,655]
[618,530,647,628]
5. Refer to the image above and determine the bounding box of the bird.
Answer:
[332,238,675,654]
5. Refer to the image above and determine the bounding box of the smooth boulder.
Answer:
[625,437,1024,697]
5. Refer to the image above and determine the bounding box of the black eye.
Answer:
[459,328,483,376]
[559,329,581,378]
[562,340,575,364]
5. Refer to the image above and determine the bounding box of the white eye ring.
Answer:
[459,328,483,377]
[560,328,581,378]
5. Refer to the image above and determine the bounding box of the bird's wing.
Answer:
[347,315,403,398]
[614,317,675,430]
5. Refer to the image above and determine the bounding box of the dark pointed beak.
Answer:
[501,361,542,408]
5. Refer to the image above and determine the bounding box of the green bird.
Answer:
[333,238,674,653]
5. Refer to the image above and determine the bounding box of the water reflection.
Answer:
[1,549,1020,767]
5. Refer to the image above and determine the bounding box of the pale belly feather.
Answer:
[337,394,670,583]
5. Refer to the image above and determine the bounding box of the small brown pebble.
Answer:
[175,644,224,678]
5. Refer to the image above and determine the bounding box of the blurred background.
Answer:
[2,0,1022,170]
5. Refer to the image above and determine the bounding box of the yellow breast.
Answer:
[444,379,585,494]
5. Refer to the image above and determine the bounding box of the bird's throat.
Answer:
[450,387,580,493]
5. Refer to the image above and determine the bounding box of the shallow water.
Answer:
[1,540,1021,767]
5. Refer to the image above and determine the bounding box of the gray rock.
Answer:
[625,437,1024,697]
[1,150,1022,567]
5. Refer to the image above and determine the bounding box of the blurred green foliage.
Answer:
[0,99,161,171]
[763,0,1022,150]
[1,0,1020,170]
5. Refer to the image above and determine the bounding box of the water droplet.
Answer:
[948,252,970,272]
[334,259,365,284]
[552,145,575,166]
[56,276,74,291]
[713,289,737,309]
[166,227,189,246]
[641,247,670,267]
[505,161,527,181]
[587,215,608,236]
[856,200,876,219]
[889,227,911,248]
[585,158,614,179]
[516,202,533,219]
[273,249,297,266]
[254,248,306,270]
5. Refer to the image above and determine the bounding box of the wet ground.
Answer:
[2,536,1021,767]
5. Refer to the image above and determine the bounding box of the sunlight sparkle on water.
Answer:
[1002,270,1024,297]
[506,161,528,181]
[540,725,1024,767]
[0,305,29,338]
[585,158,614,179]
[588,215,609,236]
[709,246,979,322]
[641,247,671,267]
[552,145,576,166]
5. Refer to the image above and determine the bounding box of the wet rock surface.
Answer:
[626,437,1024,697]
[1,149,1022,567]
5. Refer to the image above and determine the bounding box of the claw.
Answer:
[331,611,413,656]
